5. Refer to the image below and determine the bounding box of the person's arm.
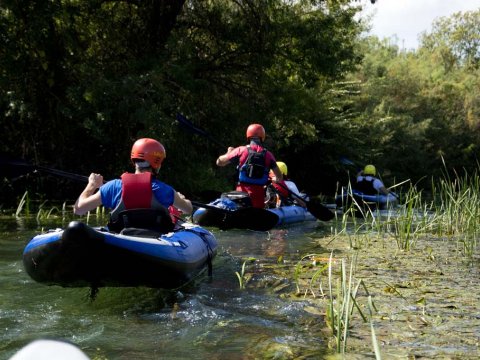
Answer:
[374,179,390,195]
[74,173,104,215]
[285,181,306,207]
[272,165,283,182]
[173,191,193,215]
[216,147,235,167]
[378,185,390,195]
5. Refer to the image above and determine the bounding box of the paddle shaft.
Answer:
[176,113,227,149]
[1,157,90,182]
[272,182,334,221]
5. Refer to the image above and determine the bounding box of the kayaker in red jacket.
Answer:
[216,123,283,208]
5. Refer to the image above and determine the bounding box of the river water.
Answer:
[2,213,479,359]
[0,216,331,359]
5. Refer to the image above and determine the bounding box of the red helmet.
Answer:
[246,124,265,142]
[131,138,166,170]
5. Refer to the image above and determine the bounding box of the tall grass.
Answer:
[326,252,375,353]
[15,191,29,217]
[431,169,480,256]
[390,186,436,251]
[296,168,480,356]
[333,168,480,257]
[295,252,376,354]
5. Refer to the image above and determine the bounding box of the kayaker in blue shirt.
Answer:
[355,164,390,195]
[74,138,193,226]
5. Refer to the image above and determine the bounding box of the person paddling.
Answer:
[216,123,283,208]
[267,161,306,208]
[74,138,192,231]
[355,164,390,195]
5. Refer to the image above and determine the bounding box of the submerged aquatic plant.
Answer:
[235,258,256,290]
[36,201,62,222]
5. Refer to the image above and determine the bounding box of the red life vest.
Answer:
[121,172,154,209]
[108,172,174,232]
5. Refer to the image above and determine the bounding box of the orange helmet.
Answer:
[131,138,166,170]
[246,124,265,142]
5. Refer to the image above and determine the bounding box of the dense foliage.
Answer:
[0,1,479,207]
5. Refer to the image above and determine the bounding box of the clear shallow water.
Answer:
[0,217,330,359]
[3,214,479,359]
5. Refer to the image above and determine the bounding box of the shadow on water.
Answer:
[1,216,332,359]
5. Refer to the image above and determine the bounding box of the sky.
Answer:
[359,0,480,49]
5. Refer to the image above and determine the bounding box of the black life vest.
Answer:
[238,146,269,185]
[355,176,378,195]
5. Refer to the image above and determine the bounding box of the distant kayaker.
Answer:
[216,123,283,208]
[74,138,192,230]
[266,161,306,208]
[355,164,390,195]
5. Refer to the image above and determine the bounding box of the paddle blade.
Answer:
[306,200,335,221]
[0,156,36,179]
[225,207,279,231]
[339,156,356,167]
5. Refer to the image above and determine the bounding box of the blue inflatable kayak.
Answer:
[335,188,398,211]
[193,194,316,228]
[269,205,316,225]
[23,221,217,289]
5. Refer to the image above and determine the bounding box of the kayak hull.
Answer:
[268,205,316,225]
[335,189,398,212]
[193,201,316,228]
[23,221,217,289]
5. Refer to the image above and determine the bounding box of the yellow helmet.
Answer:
[363,164,376,176]
[276,161,288,176]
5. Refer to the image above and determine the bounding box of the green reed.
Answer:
[431,169,480,256]
[390,185,433,251]
[295,252,374,354]
[326,252,375,354]
[334,169,480,257]
[235,257,256,290]
[368,295,382,360]
[15,191,29,217]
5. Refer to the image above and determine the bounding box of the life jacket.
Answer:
[238,146,269,185]
[108,172,174,233]
[355,176,377,195]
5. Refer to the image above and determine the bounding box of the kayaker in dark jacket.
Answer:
[355,164,390,195]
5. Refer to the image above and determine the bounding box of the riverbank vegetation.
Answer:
[291,170,479,357]
[1,1,479,207]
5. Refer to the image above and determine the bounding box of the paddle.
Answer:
[176,113,240,189]
[273,182,335,221]
[191,201,279,231]
[0,156,89,182]
[176,113,226,149]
